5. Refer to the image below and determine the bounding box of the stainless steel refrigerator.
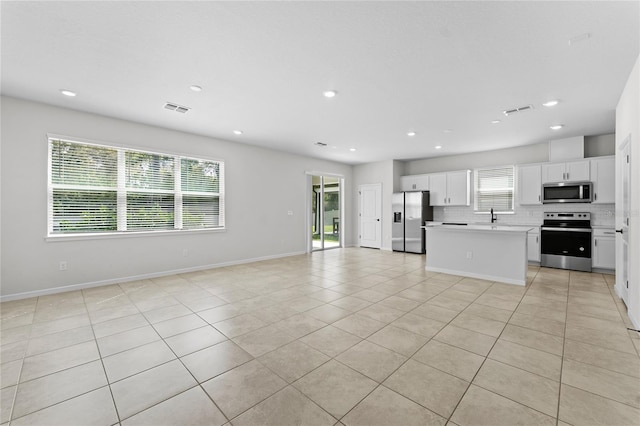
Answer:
[392,191,434,254]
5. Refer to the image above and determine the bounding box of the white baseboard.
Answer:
[0,251,306,302]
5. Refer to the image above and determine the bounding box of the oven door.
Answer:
[541,227,592,258]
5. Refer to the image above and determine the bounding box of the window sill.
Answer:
[45,227,226,242]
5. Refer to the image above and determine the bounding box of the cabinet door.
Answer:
[415,174,430,191]
[542,163,566,183]
[591,157,615,204]
[518,164,542,205]
[446,170,470,206]
[593,237,615,269]
[429,173,447,206]
[400,176,415,191]
[527,232,540,262]
[565,160,590,181]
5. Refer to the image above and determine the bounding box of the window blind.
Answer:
[474,166,514,213]
[48,138,225,236]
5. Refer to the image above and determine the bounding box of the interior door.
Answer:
[617,138,630,305]
[359,184,382,249]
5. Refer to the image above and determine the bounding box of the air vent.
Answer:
[502,105,533,116]
[314,142,328,147]
[164,102,191,113]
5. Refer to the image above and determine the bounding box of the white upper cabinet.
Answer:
[518,164,542,205]
[428,170,470,206]
[590,156,615,204]
[542,159,590,183]
[400,174,429,192]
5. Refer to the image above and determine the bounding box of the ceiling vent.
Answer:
[314,142,328,147]
[502,105,533,116]
[164,102,190,113]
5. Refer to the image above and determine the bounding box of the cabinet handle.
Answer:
[538,195,541,202]
[594,193,597,201]
[595,239,597,247]
[536,236,538,243]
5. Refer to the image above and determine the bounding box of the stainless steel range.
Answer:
[541,212,592,272]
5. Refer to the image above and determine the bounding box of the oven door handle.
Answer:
[541,227,592,233]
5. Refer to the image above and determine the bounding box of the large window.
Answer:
[48,138,224,236]
[474,166,514,213]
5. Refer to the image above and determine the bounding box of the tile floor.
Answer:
[1,248,639,425]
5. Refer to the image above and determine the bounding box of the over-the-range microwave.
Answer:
[542,181,592,203]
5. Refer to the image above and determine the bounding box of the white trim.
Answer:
[0,250,307,302]
[425,266,526,286]
[45,226,226,242]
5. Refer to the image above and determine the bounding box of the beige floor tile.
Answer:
[131,294,179,313]
[461,303,512,322]
[103,339,175,383]
[451,385,555,426]
[308,289,347,303]
[378,296,421,312]
[514,303,567,322]
[566,312,628,335]
[473,358,559,417]
[305,304,352,323]
[29,314,90,339]
[337,340,407,382]
[0,359,22,389]
[300,325,362,358]
[122,386,226,426]
[213,313,267,338]
[12,360,107,419]
[367,325,429,356]
[202,359,286,419]
[520,295,567,312]
[439,289,478,303]
[232,324,295,357]
[258,340,329,383]
[561,358,640,408]
[142,304,192,324]
[333,294,377,309]
[10,386,117,426]
[0,324,32,346]
[567,301,623,322]
[411,303,460,323]
[87,303,139,324]
[20,340,100,382]
[96,325,161,357]
[286,296,325,313]
[356,304,405,324]
[232,386,336,426]
[559,384,640,426]
[473,294,519,311]
[488,339,562,381]
[293,360,377,418]
[0,340,27,363]
[565,324,637,354]
[412,340,484,382]
[197,304,243,324]
[450,312,506,338]
[434,325,496,356]
[391,313,447,338]
[384,359,468,418]
[152,313,208,338]
[342,386,446,426]
[181,295,227,312]
[111,359,197,420]
[499,324,564,356]
[181,340,253,383]
[92,313,149,339]
[250,304,299,324]
[25,325,94,357]
[274,314,327,339]
[564,339,640,378]
[165,325,228,357]
[425,296,470,312]
[332,314,386,338]
[508,312,565,337]
[1,385,16,423]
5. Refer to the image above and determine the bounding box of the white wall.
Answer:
[615,56,640,328]
[0,96,353,299]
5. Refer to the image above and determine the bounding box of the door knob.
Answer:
[376,219,380,222]
[616,229,624,234]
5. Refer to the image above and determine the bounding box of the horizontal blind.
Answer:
[474,166,514,213]
[48,137,225,236]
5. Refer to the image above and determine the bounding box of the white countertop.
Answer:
[423,223,534,233]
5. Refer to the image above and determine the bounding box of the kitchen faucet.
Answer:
[490,208,497,223]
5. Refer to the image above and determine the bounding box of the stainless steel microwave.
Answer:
[542,181,592,203]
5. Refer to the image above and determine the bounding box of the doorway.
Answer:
[616,136,631,305]
[359,183,382,249]
[310,175,342,251]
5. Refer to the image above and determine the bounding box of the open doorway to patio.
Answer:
[311,175,342,251]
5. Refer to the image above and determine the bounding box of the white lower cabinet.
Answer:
[527,227,540,262]
[592,229,616,270]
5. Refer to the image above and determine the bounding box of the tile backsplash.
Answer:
[434,203,615,227]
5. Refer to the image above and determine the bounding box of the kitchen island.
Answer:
[424,223,534,286]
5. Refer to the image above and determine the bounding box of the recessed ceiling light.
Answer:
[323,90,337,98]
[349,148,357,152]
[407,131,416,137]
[542,100,559,107]
[190,85,203,92]
[443,129,453,133]
[233,130,243,135]
[435,145,442,150]
[491,120,501,124]
[60,89,76,97]
[550,124,564,130]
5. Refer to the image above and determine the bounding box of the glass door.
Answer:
[311,175,341,251]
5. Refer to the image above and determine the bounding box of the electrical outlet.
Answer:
[466,251,473,259]
[287,210,293,216]
[59,261,67,271]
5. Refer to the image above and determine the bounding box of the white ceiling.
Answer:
[2,1,638,164]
